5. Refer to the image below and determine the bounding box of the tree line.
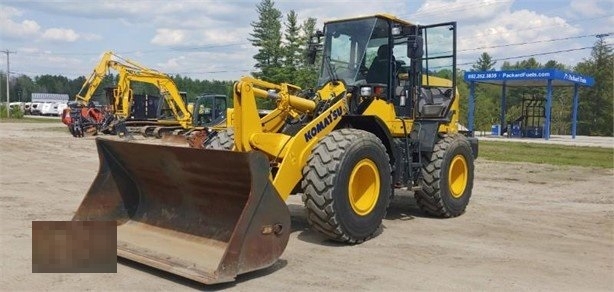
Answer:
[1,0,611,136]
[0,72,233,105]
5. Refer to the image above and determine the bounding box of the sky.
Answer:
[0,0,612,81]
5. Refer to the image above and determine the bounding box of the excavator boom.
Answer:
[64,51,194,137]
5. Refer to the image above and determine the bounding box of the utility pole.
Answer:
[2,49,16,118]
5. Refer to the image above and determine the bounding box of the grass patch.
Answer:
[479,140,613,169]
[0,117,62,123]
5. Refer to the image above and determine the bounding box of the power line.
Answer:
[464,14,613,40]
[398,0,513,19]
[457,46,594,67]
[458,32,613,53]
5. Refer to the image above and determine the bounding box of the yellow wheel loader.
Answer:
[72,14,478,284]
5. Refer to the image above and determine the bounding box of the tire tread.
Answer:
[301,129,391,243]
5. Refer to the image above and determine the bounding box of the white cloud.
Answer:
[200,27,248,44]
[151,29,186,46]
[414,0,512,23]
[1,5,103,44]
[82,33,102,41]
[42,28,79,42]
[11,51,83,76]
[569,0,608,17]
[0,6,40,38]
[156,56,186,70]
[415,1,585,68]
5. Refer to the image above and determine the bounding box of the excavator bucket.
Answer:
[72,138,291,284]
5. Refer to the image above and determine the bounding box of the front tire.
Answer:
[415,133,475,217]
[301,129,392,243]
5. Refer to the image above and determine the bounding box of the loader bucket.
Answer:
[72,138,290,284]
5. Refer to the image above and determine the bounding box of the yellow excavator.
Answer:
[64,51,195,137]
[72,14,478,284]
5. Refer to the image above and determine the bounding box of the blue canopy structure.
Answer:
[464,69,595,140]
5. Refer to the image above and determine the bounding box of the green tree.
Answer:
[249,0,283,84]
[550,90,572,135]
[518,57,541,69]
[11,74,39,102]
[456,69,469,126]
[474,83,500,132]
[294,17,319,89]
[543,59,567,70]
[68,76,86,97]
[574,38,614,136]
[467,54,502,132]
[34,74,70,94]
[471,52,496,71]
[282,10,301,85]
[542,60,573,135]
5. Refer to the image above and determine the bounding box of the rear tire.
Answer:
[301,129,392,243]
[415,133,475,217]
[204,128,234,150]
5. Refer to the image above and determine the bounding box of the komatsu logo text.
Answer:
[304,107,343,142]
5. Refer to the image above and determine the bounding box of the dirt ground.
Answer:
[1,122,612,291]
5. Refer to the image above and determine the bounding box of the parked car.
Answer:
[9,102,25,112]
[24,102,32,115]
[56,102,68,116]
[30,102,42,115]
[40,102,56,116]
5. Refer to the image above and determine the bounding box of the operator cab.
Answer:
[192,94,227,126]
[312,14,457,120]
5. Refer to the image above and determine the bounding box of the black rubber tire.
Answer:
[204,128,234,150]
[301,128,392,243]
[415,133,475,217]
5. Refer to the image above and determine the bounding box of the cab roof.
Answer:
[324,14,414,27]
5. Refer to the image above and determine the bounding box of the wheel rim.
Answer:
[348,158,380,216]
[448,154,468,198]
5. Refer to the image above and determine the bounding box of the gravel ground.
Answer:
[1,122,612,291]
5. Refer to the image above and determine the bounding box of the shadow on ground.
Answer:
[116,190,431,289]
[117,257,288,291]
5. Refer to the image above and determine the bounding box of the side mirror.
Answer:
[306,30,324,65]
[306,44,318,65]
[407,35,424,59]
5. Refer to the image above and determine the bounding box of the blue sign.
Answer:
[464,69,594,86]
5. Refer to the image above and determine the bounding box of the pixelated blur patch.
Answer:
[32,221,117,273]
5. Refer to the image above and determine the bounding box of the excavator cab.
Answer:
[192,94,228,126]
